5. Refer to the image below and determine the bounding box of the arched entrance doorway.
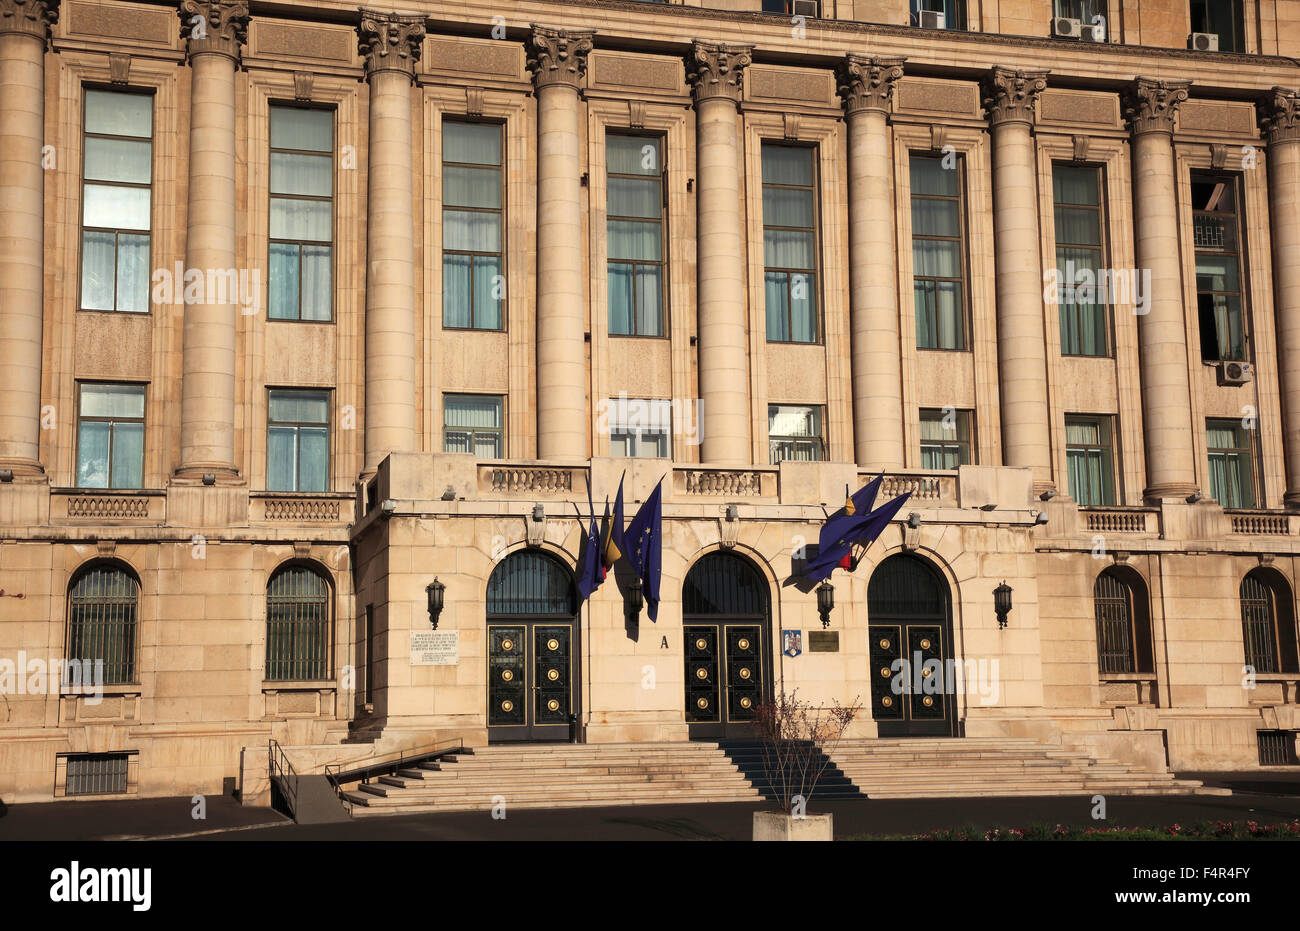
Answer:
[682,551,772,739]
[486,550,579,742]
[867,554,956,737]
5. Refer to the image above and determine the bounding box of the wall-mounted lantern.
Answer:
[426,578,446,629]
[816,581,834,629]
[993,580,1013,630]
[624,576,644,624]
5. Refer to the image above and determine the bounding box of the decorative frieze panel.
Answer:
[1176,100,1258,137]
[1037,89,1120,128]
[250,19,353,64]
[894,77,979,118]
[425,36,524,81]
[746,65,835,105]
[60,0,174,47]
[589,50,681,93]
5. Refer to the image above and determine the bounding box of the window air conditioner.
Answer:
[1191,32,1220,51]
[1052,17,1082,38]
[919,9,945,29]
[791,0,819,17]
[1218,360,1254,386]
[1083,20,1106,41]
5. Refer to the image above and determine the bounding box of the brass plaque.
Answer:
[808,631,839,653]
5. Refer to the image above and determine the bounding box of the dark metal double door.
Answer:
[868,622,954,737]
[487,622,574,741]
[684,622,763,739]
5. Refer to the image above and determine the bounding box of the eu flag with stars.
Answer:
[625,480,663,621]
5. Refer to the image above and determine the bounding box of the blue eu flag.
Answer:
[625,481,663,621]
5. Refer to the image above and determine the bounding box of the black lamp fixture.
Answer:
[816,581,835,629]
[426,578,446,629]
[624,576,644,624]
[993,580,1013,629]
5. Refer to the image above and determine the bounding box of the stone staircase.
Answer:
[339,736,1228,816]
[826,737,1230,798]
[341,742,763,815]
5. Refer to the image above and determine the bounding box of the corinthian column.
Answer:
[984,67,1054,493]
[1124,77,1198,500]
[1260,87,1300,506]
[358,10,423,473]
[528,25,593,461]
[175,0,247,480]
[0,0,58,478]
[687,41,752,466]
[840,55,905,470]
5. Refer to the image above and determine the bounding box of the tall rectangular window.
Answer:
[910,0,967,29]
[1065,415,1116,505]
[267,389,329,492]
[607,397,671,458]
[1193,173,1246,362]
[1190,0,1243,52]
[920,408,973,469]
[443,121,504,330]
[607,134,665,337]
[769,405,825,462]
[1207,418,1256,508]
[76,383,145,489]
[1053,164,1109,356]
[80,90,152,313]
[911,155,967,350]
[444,394,504,458]
[762,144,819,343]
[269,106,333,321]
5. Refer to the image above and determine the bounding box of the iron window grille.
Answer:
[66,753,130,796]
[67,565,139,685]
[265,565,331,681]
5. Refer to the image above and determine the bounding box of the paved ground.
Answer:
[3,773,1300,841]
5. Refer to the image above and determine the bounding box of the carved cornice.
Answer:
[838,54,905,115]
[179,0,249,62]
[357,8,425,79]
[0,0,58,42]
[527,25,595,91]
[1123,77,1191,136]
[982,66,1048,126]
[687,40,753,106]
[1260,86,1300,145]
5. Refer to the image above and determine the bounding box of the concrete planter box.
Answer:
[753,811,833,841]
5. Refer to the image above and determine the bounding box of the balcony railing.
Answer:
[1227,511,1292,535]
[1081,507,1160,535]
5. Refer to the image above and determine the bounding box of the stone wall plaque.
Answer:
[808,631,839,653]
[411,630,459,666]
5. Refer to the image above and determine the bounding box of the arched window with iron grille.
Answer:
[266,563,332,681]
[1093,568,1154,675]
[1240,569,1299,675]
[67,562,139,685]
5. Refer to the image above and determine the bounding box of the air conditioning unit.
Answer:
[1052,17,1082,38]
[791,0,819,17]
[1191,32,1220,51]
[919,9,945,29]
[1219,360,1254,385]
[1083,20,1106,42]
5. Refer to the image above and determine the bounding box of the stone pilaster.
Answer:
[174,0,248,480]
[983,67,1054,492]
[840,55,905,470]
[1261,87,1300,506]
[358,10,424,473]
[528,25,594,460]
[0,0,57,477]
[1123,77,1198,500]
[687,41,752,466]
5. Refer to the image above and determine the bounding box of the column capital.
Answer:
[527,24,594,91]
[982,66,1048,126]
[0,0,58,43]
[179,0,248,62]
[1123,77,1191,136]
[1260,86,1300,145]
[357,8,425,79]
[838,54,905,115]
[687,40,753,106]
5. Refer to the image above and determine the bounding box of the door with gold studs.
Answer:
[867,555,956,737]
[485,551,580,743]
[682,552,772,739]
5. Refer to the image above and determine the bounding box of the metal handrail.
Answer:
[324,737,468,798]
[268,738,299,820]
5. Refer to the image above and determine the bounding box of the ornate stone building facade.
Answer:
[2,0,1300,802]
